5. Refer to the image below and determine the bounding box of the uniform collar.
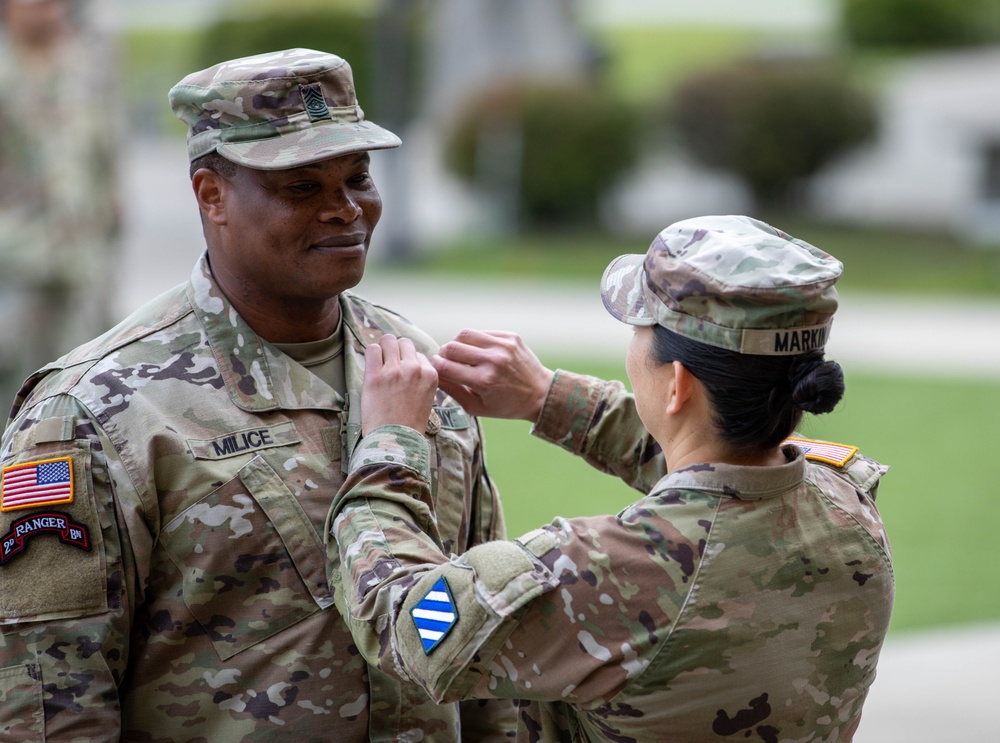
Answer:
[187,253,352,413]
[654,445,806,500]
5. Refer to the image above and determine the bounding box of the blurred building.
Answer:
[810,47,1000,245]
[379,0,600,250]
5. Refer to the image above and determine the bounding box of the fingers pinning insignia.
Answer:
[411,577,458,654]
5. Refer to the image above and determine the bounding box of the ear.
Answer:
[665,360,695,415]
[192,168,228,226]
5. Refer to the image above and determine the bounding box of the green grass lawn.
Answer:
[481,358,1000,636]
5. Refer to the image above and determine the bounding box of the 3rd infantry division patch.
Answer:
[411,577,459,654]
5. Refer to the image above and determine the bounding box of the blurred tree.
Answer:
[670,58,877,210]
[841,0,1000,48]
[194,0,424,123]
[446,83,640,228]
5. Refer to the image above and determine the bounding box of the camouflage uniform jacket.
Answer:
[331,370,895,743]
[0,254,515,741]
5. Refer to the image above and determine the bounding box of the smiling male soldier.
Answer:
[0,48,514,741]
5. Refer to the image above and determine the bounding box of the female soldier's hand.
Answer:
[362,334,439,437]
[432,329,554,423]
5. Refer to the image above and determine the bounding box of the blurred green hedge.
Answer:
[445,83,640,227]
[841,0,1000,48]
[670,58,877,208]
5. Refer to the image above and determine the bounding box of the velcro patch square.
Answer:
[1,457,74,512]
[411,577,458,654]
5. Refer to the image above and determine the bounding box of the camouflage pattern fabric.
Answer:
[0,25,121,413]
[330,370,894,743]
[169,48,401,170]
[601,215,841,356]
[0,254,515,741]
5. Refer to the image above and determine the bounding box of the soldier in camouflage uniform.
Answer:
[0,0,121,411]
[329,215,895,742]
[0,49,516,740]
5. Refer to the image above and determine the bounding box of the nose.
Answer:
[319,188,362,222]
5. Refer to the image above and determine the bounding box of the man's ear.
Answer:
[192,168,228,226]
[666,360,695,415]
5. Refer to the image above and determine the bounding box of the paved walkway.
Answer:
[120,136,1000,742]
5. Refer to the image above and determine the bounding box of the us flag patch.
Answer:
[411,577,458,654]
[785,437,858,468]
[1,457,74,512]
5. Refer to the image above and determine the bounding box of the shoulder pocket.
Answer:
[159,455,333,661]
[428,423,476,555]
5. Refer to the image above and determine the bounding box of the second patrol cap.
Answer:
[601,215,842,356]
[168,48,401,170]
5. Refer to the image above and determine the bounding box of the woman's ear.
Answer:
[666,360,695,415]
[192,168,228,226]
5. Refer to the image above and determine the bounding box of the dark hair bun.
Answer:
[789,354,845,414]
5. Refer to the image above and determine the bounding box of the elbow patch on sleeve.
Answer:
[464,540,537,595]
[396,540,559,699]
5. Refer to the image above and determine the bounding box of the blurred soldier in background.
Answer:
[0,0,120,412]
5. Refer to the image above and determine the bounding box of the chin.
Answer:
[328,256,367,296]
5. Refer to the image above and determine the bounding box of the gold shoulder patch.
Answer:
[785,437,859,468]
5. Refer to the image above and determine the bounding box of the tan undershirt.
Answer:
[272,314,347,407]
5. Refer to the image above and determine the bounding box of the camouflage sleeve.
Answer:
[0,394,136,738]
[330,426,702,707]
[329,425,561,701]
[459,418,518,740]
[531,369,666,493]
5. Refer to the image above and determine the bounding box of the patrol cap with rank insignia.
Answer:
[169,48,401,170]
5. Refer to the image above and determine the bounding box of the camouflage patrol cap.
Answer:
[168,48,401,170]
[601,215,842,356]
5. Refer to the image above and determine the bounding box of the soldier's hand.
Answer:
[362,335,439,436]
[432,329,554,423]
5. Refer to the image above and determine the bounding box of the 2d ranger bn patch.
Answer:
[0,510,91,565]
[785,437,859,468]
[411,577,458,654]
[1,456,74,512]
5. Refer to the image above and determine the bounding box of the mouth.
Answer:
[310,234,367,252]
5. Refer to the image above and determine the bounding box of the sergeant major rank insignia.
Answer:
[411,577,458,654]
[300,82,331,122]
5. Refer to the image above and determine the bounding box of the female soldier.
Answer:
[329,215,894,742]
